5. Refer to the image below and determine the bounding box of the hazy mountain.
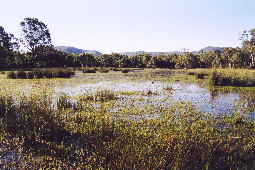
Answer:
[55,46,225,57]
[119,51,182,56]
[55,46,102,56]
[120,46,225,56]
[198,46,225,53]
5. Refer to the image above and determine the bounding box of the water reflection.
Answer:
[55,79,255,117]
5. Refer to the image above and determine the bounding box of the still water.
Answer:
[55,78,255,117]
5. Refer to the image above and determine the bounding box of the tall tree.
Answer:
[20,17,52,57]
[0,26,20,67]
[0,26,18,51]
[241,28,255,67]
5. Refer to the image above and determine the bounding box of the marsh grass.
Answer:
[209,69,255,87]
[98,68,110,73]
[119,91,139,96]
[0,92,255,169]
[7,69,75,79]
[1,70,255,169]
[112,68,122,71]
[82,68,97,73]
[79,90,118,102]
[121,69,130,73]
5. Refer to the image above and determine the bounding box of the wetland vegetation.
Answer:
[1,17,255,169]
[0,69,255,169]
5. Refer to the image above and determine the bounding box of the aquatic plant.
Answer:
[80,90,118,102]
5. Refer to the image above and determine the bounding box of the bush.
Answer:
[27,71,34,79]
[121,69,130,73]
[57,95,74,110]
[33,71,44,79]
[112,68,121,71]
[82,68,97,73]
[7,71,17,79]
[99,68,110,73]
[16,71,27,79]
[195,73,206,79]
[80,90,118,102]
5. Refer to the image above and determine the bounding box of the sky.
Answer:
[1,0,254,53]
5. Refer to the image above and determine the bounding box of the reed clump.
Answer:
[80,90,118,102]
[7,69,75,79]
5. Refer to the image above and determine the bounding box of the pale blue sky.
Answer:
[1,0,254,53]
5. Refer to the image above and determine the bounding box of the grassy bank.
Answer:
[0,90,255,169]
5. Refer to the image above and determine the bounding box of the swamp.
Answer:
[1,68,255,169]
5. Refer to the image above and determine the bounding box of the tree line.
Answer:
[1,17,255,69]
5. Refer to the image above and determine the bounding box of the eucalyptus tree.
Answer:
[0,26,20,67]
[241,28,255,67]
[20,17,52,65]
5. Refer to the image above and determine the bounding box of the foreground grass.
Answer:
[0,89,255,169]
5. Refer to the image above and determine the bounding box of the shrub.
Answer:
[112,68,121,71]
[99,68,110,73]
[26,71,34,79]
[82,68,97,73]
[57,95,74,110]
[195,73,206,79]
[80,90,118,102]
[121,69,130,73]
[16,71,27,79]
[33,71,44,79]
[7,71,17,79]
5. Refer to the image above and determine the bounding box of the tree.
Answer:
[20,17,52,58]
[0,26,20,67]
[241,28,255,67]
[0,26,18,51]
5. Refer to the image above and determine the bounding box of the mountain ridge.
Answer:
[55,46,226,56]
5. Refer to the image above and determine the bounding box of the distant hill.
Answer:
[119,51,182,56]
[55,46,225,57]
[55,46,102,56]
[198,46,225,53]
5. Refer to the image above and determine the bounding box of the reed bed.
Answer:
[7,69,75,79]
[209,69,255,87]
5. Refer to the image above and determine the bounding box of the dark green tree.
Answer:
[20,17,52,59]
